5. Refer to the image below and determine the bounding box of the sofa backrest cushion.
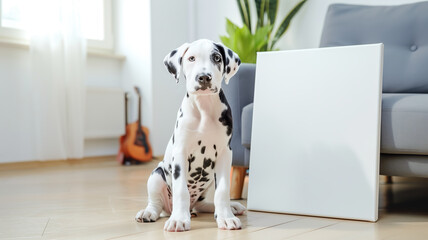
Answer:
[320,2,428,93]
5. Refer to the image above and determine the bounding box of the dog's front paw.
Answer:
[135,207,159,223]
[164,215,191,232]
[217,216,242,230]
[230,202,246,215]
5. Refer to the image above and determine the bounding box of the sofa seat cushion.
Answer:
[241,103,253,148]
[382,94,428,155]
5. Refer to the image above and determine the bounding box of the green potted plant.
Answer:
[220,0,307,64]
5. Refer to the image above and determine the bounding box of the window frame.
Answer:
[0,0,114,53]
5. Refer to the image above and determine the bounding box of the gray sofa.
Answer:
[224,1,428,199]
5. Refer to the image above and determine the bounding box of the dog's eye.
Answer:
[214,54,221,63]
[188,56,195,62]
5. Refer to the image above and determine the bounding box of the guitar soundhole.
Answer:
[135,127,150,153]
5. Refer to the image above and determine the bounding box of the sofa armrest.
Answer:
[242,103,253,148]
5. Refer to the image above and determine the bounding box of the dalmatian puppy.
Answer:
[135,39,246,232]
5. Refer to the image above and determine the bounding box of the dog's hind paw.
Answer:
[217,216,242,230]
[230,202,246,215]
[135,207,159,223]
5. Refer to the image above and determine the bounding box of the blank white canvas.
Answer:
[247,44,384,222]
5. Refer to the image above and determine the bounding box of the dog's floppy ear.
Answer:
[213,42,241,85]
[163,43,190,83]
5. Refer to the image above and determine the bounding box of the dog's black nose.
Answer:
[196,74,212,84]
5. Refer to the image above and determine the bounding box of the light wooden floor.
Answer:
[1,157,428,240]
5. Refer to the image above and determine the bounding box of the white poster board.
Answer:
[248,44,383,222]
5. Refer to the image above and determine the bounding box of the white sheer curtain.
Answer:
[30,0,86,160]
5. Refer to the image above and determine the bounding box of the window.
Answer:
[0,0,113,51]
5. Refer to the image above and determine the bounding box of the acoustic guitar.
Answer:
[117,87,152,165]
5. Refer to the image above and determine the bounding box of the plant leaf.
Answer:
[220,23,258,63]
[236,0,252,33]
[254,24,272,51]
[225,18,239,37]
[255,0,266,30]
[266,0,278,27]
[271,0,307,49]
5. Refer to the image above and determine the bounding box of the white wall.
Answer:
[150,0,190,156]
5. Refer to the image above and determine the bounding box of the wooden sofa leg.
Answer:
[230,166,247,200]
[381,175,393,184]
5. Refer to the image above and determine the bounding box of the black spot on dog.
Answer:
[225,57,229,65]
[190,168,201,178]
[211,161,215,169]
[228,49,233,58]
[198,188,204,192]
[168,164,172,173]
[173,164,181,179]
[226,66,231,74]
[215,152,218,157]
[219,109,232,136]
[187,92,189,98]
[203,158,212,169]
[176,120,178,129]
[213,43,227,73]
[188,180,194,184]
[201,146,206,154]
[172,133,175,144]
[170,49,177,57]
[218,89,233,136]
[179,57,182,65]
[214,214,217,219]
[198,140,201,145]
[192,185,197,189]
[164,61,177,78]
[213,144,216,150]
[210,52,223,72]
[200,177,209,182]
[153,167,166,182]
[190,167,210,182]
[214,173,217,189]
[198,196,205,202]
[237,58,241,65]
[228,137,232,150]
[180,112,183,118]
[188,154,195,172]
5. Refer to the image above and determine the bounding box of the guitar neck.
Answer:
[138,94,142,127]
[125,93,128,128]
